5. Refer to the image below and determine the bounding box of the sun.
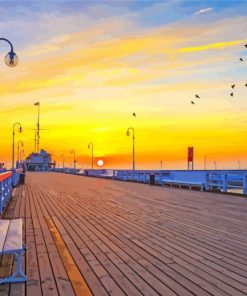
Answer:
[97,159,104,167]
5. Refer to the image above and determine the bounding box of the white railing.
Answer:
[51,168,247,196]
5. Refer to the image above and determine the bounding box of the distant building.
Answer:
[25,149,55,171]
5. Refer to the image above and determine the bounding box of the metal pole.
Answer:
[92,145,94,170]
[74,151,76,169]
[37,104,40,152]
[133,131,135,171]
[12,123,22,169]
[17,142,20,163]
[0,38,14,53]
[12,129,15,169]
[127,127,135,171]
[61,155,65,168]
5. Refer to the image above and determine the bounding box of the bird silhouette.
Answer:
[240,58,244,62]
[245,83,247,87]
[244,44,247,48]
[230,92,234,97]
[195,94,200,99]
[132,112,136,117]
[191,101,195,105]
[231,84,235,89]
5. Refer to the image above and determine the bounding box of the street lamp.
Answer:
[34,101,40,152]
[12,122,22,169]
[17,141,24,163]
[88,143,94,169]
[0,38,18,67]
[126,127,135,170]
[71,150,76,169]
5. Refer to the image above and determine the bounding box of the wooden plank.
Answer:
[0,220,10,252]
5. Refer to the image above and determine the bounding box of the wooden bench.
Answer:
[99,173,113,179]
[0,219,26,284]
[162,179,205,191]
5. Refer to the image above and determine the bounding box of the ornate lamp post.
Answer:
[0,38,18,67]
[88,143,94,169]
[12,123,22,169]
[126,127,135,170]
[71,150,76,169]
[17,141,24,163]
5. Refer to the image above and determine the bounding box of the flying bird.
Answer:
[245,83,247,87]
[195,94,200,98]
[132,112,136,117]
[230,92,234,97]
[191,101,195,105]
[231,84,235,89]
[244,44,247,48]
[240,58,244,62]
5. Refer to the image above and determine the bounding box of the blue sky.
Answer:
[0,0,247,169]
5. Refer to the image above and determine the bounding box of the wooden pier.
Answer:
[1,172,247,296]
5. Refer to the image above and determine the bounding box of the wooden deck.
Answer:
[1,172,247,296]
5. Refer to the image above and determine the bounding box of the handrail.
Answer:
[0,171,12,182]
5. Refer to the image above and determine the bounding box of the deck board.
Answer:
[1,172,247,295]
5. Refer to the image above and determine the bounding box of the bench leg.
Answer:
[0,249,27,284]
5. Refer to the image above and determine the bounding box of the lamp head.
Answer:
[88,144,90,149]
[5,51,18,67]
[126,130,130,136]
[19,126,22,133]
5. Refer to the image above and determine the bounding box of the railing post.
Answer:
[159,171,162,185]
[243,174,247,196]
[205,173,209,190]
[222,174,227,193]
[0,181,2,215]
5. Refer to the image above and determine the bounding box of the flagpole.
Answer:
[37,103,40,152]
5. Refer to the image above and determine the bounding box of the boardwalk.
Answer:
[1,172,247,296]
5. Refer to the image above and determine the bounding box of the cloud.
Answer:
[175,39,244,53]
[195,7,213,15]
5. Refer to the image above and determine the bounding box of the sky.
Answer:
[0,0,247,170]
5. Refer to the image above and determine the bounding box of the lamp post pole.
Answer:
[17,141,24,163]
[0,38,18,67]
[126,127,135,170]
[12,123,22,169]
[88,143,94,169]
[71,150,76,169]
[34,102,40,152]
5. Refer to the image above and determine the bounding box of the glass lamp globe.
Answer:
[4,52,18,67]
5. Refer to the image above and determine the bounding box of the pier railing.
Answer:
[0,169,23,215]
[206,172,247,194]
[0,171,12,214]
[51,168,247,196]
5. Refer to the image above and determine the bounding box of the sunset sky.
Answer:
[0,0,247,170]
